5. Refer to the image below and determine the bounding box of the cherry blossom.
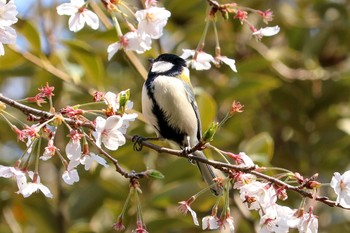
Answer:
[62,169,80,185]
[214,55,238,72]
[40,139,56,161]
[135,6,171,39]
[19,172,53,198]
[107,31,152,60]
[202,215,219,230]
[38,82,55,98]
[93,115,126,151]
[0,164,27,191]
[0,0,18,56]
[232,172,256,189]
[297,212,318,233]
[80,152,108,170]
[120,112,138,134]
[181,49,215,70]
[258,205,292,233]
[104,91,119,112]
[0,0,18,26]
[219,214,235,233]
[239,181,277,210]
[66,139,82,170]
[252,26,280,38]
[330,170,350,208]
[56,0,99,32]
[178,200,199,226]
[229,152,255,167]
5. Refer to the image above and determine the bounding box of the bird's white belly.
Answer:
[153,76,198,137]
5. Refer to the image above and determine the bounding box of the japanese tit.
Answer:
[142,53,221,196]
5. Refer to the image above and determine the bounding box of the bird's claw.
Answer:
[181,146,192,156]
[132,135,146,151]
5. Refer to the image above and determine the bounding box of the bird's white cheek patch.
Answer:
[151,61,174,73]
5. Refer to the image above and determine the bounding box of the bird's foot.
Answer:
[132,135,146,151]
[181,146,196,164]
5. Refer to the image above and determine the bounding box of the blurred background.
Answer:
[1,0,350,232]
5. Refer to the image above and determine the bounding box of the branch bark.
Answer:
[1,94,349,210]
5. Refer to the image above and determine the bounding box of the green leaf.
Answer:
[16,19,42,54]
[146,169,165,179]
[195,88,217,129]
[240,132,274,165]
[63,40,105,88]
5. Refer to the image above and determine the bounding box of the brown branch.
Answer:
[1,94,349,210]
[0,94,94,130]
[128,135,350,210]
[86,134,147,180]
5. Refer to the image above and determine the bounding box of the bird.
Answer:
[141,53,222,196]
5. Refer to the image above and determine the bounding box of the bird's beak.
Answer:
[148,58,155,64]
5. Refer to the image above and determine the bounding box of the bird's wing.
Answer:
[184,83,202,141]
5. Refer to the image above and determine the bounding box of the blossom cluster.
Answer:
[177,152,350,233]
[106,2,171,60]
[0,0,18,56]
[0,85,137,198]
[178,2,280,73]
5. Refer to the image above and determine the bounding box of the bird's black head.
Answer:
[153,53,187,67]
[148,53,187,77]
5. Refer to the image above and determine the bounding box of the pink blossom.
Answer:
[38,82,55,98]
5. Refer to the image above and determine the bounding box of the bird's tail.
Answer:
[193,150,222,196]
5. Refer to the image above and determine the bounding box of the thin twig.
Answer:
[1,95,349,210]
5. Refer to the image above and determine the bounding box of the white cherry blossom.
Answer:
[202,215,220,230]
[19,173,53,198]
[330,170,350,208]
[181,49,215,70]
[80,152,109,170]
[298,212,318,233]
[66,140,82,170]
[252,26,280,38]
[0,0,18,26]
[0,0,18,56]
[178,201,199,226]
[107,31,151,60]
[93,115,126,150]
[214,55,237,72]
[220,215,235,233]
[62,169,80,185]
[135,6,171,39]
[0,164,26,191]
[104,91,119,112]
[56,0,99,32]
[258,205,292,233]
[239,181,277,210]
